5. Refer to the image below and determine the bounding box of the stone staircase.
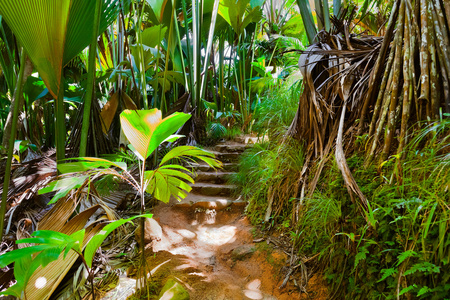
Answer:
[103,137,300,300]
[173,141,251,212]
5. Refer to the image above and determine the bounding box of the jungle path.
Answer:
[146,139,300,300]
[104,139,309,299]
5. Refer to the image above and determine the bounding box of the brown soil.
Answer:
[130,200,326,300]
[106,139,329,300]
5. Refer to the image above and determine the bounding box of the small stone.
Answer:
[231,245,255,261]
[243,289,263,299]
[158,278,190,300]
[135,218,163,245]
[246,279,261,291]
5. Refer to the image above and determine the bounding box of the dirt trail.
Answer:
[104,139,326,299]
[143,140,301,299]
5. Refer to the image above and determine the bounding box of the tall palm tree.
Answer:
[0,0,123,161]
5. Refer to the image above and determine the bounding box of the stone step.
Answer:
[185,162,237,172]
[174,194,235,210]
[189,182,236,196]
[213,143,251,153]
[234,135,268,144]
[194,171,234,184]
[173,194,247,225]
[203,150,240,163]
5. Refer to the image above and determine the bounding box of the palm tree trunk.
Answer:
[79,0,103,157]
[55,73,66,162]
[0,49,27,242]
[1,56,33,149]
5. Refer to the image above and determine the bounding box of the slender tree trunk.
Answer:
[357,0,401,136]
[0,50,27,242]
[79,0,103,157]
[55,73,66,162]
[398,2,413,155]
[1,56,33,149]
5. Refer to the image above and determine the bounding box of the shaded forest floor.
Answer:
[103,138,327,299]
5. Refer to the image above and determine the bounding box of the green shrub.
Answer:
[296,119,450,299]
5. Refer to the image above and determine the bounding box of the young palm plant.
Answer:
[0,108,220,299]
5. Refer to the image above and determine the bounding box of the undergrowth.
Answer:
[253,78,302,138]
[236,105,449,298]
[231,82,303,224]
[231,136,305,225]
[295,119,450,299]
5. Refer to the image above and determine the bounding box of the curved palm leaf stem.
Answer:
[0,49,27,242]
[79,0,103,157]
[161,3,177,114]
[138,158,150,295]
[218,37,225,111]
[239,41,248,130]
[135,0,148,110]
[226,31,235,109]
[200,0,220,100]
[192,0,203,115]
[336,105,368,215]
[120,12,139,103]
[181,0,193,97]
[0,17,15,95]
[247,27,258,107]
[55,75,66,163]
[172,5,188,92]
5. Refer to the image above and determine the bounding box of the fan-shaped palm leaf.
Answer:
[0,0,122,98]
[0,0,124,160]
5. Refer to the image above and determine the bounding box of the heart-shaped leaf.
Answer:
[120,109,191,161]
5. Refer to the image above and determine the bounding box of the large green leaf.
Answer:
[0,0,122,97]
[218,0,263,35]
[144,165,194,203]
[295,0,318,44]
[119,109,191,161]
[159,145,222,168]
[146,0,172,25]
[38,175,89,205]
[141,25,168,48]
[0,253,32,298]
[144,146,221,203]
[57,157,128,173]
[84,214,152,268]
[0,229,84,298]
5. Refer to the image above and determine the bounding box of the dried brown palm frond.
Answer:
[285,0,450,222]
[0,150,57,237]
[286,7,382,213]
[26,201,105,299]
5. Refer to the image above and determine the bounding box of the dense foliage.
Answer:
[0,0,449,299]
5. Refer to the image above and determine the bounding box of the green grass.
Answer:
[294,119,450,299]
[238,80,450,298]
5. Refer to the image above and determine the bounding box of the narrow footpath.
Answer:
[104,139,304,299]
